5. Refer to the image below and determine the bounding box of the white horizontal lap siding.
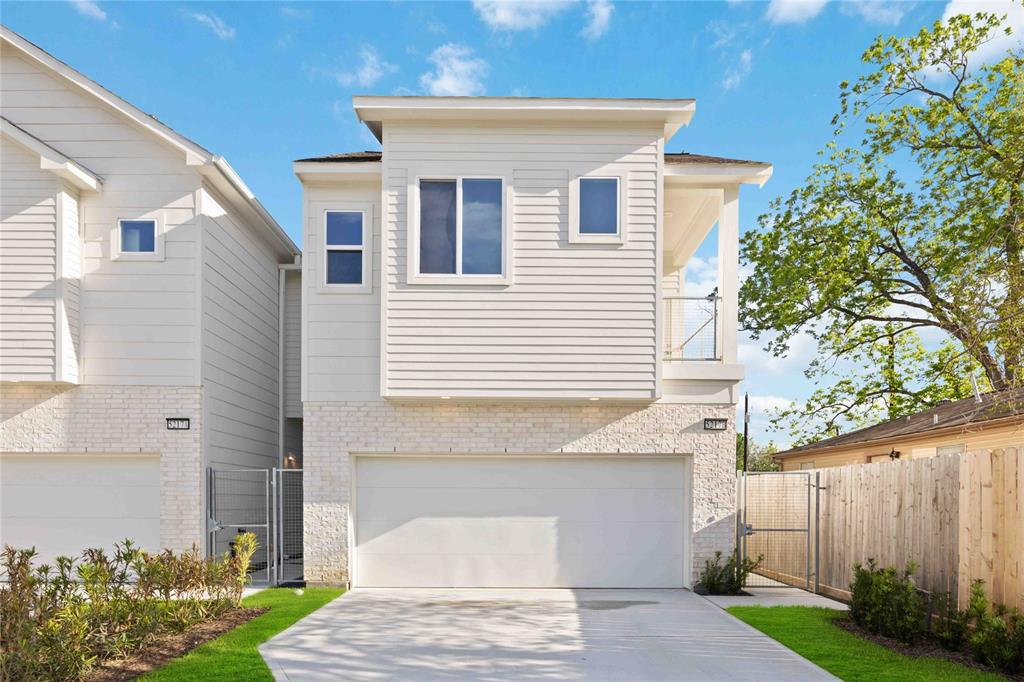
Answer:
[0,46,203,386]
[383,123,660,398]
[200,187,280,470]
[303,183,382,402]
[283,270,302,418]
[0,138,59,381]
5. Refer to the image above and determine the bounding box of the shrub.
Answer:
[697,550,763,595]
[849,559,925,644]
[966,580,1024,674]
[929,591,968,651]
[0,534,257,681]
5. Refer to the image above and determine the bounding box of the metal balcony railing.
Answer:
[663,294,721,361]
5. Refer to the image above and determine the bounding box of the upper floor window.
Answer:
[570,174,625,245]
[324,210,369,290]
[413,177,507,284]
[113,217,163,261]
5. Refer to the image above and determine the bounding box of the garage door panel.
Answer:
[358,519,683,557]
[354,456,689,588]
[357,487,683,523]
[0,454,161,566]
[356,457,685,490]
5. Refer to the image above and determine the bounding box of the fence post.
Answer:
[814,470,821,594]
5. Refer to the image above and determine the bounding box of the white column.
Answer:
[718,185,739,364]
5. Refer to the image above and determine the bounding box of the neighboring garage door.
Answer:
[353,456,690,588]
[0,454,160,565]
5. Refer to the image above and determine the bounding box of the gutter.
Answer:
[211,157,299,257]
[278,261,301,470]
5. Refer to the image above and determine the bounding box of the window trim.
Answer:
[112,216,164,261]
[569,174,626,245]
[409,175,510,286]
[322,206,372,293]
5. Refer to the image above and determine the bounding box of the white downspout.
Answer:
[278,260,301,470]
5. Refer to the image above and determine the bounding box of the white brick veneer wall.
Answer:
[0,383,204,553]
[303,401,737,585]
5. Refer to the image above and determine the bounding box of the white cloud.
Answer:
[942,0,1024,63]
[280,6,309,19]
[336,46,398,88]
[723,49,753,90]
[841,1,910,25]
[765,0,828,24]
[420,44,489,96]
[581,0,614,39]
[186,11,236,40]
[68,0,118,27]
[472,0,575,30]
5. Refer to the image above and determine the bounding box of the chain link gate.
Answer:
[737,470,821,591]
[207,467,303,585]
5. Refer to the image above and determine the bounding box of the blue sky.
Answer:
[4,0,1020,444]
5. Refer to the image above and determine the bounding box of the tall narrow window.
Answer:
[418,177,503,278]
[325,211,364,285]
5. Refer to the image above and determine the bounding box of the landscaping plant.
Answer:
[697,550,763,595]
[0,534,257,681]
[849,559,926,643]
[965,580,1024,674]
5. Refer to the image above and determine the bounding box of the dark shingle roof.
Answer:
[296,151,769,166]
[295,151,382,163]
[664,152,768,166]
[774,388,1024,458]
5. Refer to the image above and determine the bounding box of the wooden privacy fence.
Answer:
[743,447,1023,609]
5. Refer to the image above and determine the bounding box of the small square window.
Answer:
[327,250,362,284]
[579,178,619,235]
[120,220,156,253]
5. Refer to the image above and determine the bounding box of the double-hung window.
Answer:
[324,210,369,290]
[569,174,625,244]
[414,177,506,283]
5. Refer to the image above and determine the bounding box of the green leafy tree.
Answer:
[741,9,1023,441]
[735,433,780,471]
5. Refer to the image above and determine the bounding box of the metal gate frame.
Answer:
[737,470,821,592]
[207,467,303,586]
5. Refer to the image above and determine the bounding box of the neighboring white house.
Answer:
[295,96,771,588]
[0,26,300,566]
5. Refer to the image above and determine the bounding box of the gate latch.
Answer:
[206,516,224,534]
[743,523,755,536]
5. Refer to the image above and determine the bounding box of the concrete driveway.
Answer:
[260,588,835,681]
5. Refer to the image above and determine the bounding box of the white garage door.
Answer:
[0,454,160,565]
[354,456,690,588]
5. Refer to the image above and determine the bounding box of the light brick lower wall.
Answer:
[303,400,736,585]
[0,383,204,553]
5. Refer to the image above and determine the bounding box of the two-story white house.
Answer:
[294,96,771,588]
[0,26,300,566]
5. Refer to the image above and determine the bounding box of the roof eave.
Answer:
[0,116,103,192]
[293,160,383,182]
[664,163,774,187]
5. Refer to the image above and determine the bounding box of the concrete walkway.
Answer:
[260,588,837,681]
[704,586,848,610]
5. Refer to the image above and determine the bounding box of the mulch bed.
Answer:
[85,607,267,681]
[834,616,1024,680]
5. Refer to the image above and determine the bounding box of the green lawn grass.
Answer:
[727,606,1001,682]
[142,586,344,681]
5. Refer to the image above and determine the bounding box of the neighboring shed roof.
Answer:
[774,388,1024,459]
[294,150,769,166]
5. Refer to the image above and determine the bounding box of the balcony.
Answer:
[663,293,721,362]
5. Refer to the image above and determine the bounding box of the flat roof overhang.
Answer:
[353,96,696,142]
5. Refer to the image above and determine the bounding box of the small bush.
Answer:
[966,580,1024,674]
[849,559,925,644]
[930,591,968,651]
[0,534,257,681]
[697,550,763,595]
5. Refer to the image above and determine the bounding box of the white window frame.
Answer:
[112,215,164,261]
[322,206,372,293]
[408,175,511,286]
[569,174,627,245]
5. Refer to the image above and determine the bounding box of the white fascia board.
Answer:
[352,96,696,142]
[664,163,774,187]
[293,161,383,183]
[0,117,103,192]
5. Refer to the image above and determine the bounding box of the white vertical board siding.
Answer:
[1,45,201,386]
[200,187,280,470]
[303,182,382,402]
[283,269,302,418]
[0,137,59,381]
[382,123,661,399]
